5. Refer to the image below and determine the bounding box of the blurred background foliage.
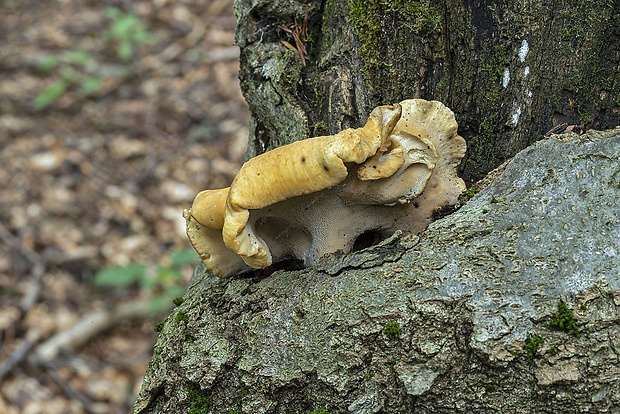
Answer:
[33,6,158,110]
[0,0,248,412]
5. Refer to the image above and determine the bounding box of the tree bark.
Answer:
[235,0,619,183]
[134,1,620,412]
[134,129,620,413]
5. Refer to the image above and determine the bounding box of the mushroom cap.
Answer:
[184,99,466,277]
[221,104,402,269]
[184,207,249,277]
[397,99,467,233]
[356,139,405,181]
[392,99,465,206]
[342,99,461,206]
[190,188,228,230]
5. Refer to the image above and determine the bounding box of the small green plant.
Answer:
[153,321,165,332]
[465,188,479,198]
[103,6,157,61]
[93,248,198,313]
[462,187,480,202]
[175,310,189,324]
[547,346,559,356]
[187,384,213,414]
[229,411,242,414]
[33,51,101,110]
[33,6,156,109]
[547,300,580,338]
[308,409,330,414]
[525,335,544,359]
[383,321,401,339]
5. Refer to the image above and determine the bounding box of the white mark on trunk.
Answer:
[510,106,522,126]
[519,40,529,63]
[502,68,510,88]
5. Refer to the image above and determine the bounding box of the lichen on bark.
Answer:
[234,0,620,182]
[134,0,620,410]
[135,129,620,413]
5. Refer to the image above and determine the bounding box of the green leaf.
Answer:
[117,40,133,61]
[170,248,199,267]
[138,272,158,291]
[65,50,93,66]
[33,79,69,110]
[93,263,146,288]
[36,55,60,72]
[59,65,78,81]
[80,76,103,95]
[132,29,157,44]
[111,14,140,39]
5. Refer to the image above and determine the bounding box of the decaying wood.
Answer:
[135,129,620,413]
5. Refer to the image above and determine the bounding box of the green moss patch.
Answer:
[175,310,189,324]
[547,300,580,338]
[525,335,544,359]
[187,384,213,414]
[383,321,401,339]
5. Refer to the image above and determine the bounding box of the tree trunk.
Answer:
[134,129,620,413]
[235,0,619,183]
[134,1,620,412]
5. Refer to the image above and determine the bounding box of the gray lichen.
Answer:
[135,128,620,413]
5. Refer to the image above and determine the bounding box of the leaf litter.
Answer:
[0,0,248,412]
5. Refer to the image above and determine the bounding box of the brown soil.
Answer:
[0,1,248,412]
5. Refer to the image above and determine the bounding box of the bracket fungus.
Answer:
[184,99,466,277]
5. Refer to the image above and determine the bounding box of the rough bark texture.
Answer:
[135,129,620,413]
[134,1,620,411]
[234,0,620,183]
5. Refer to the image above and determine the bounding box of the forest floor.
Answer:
[0,0,248,412]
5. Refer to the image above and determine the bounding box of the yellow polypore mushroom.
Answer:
[184,188,250,277]
[185,99,466,277]
[222,104,403,269]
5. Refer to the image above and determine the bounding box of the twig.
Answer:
[0,330,40,383]
[20,262,46,311]
[46,367,96,414]
[0,220,41,264]
[545,122,568,136]
[29,299,158,365]
[0,221,47,312]
[277,21,308,66]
